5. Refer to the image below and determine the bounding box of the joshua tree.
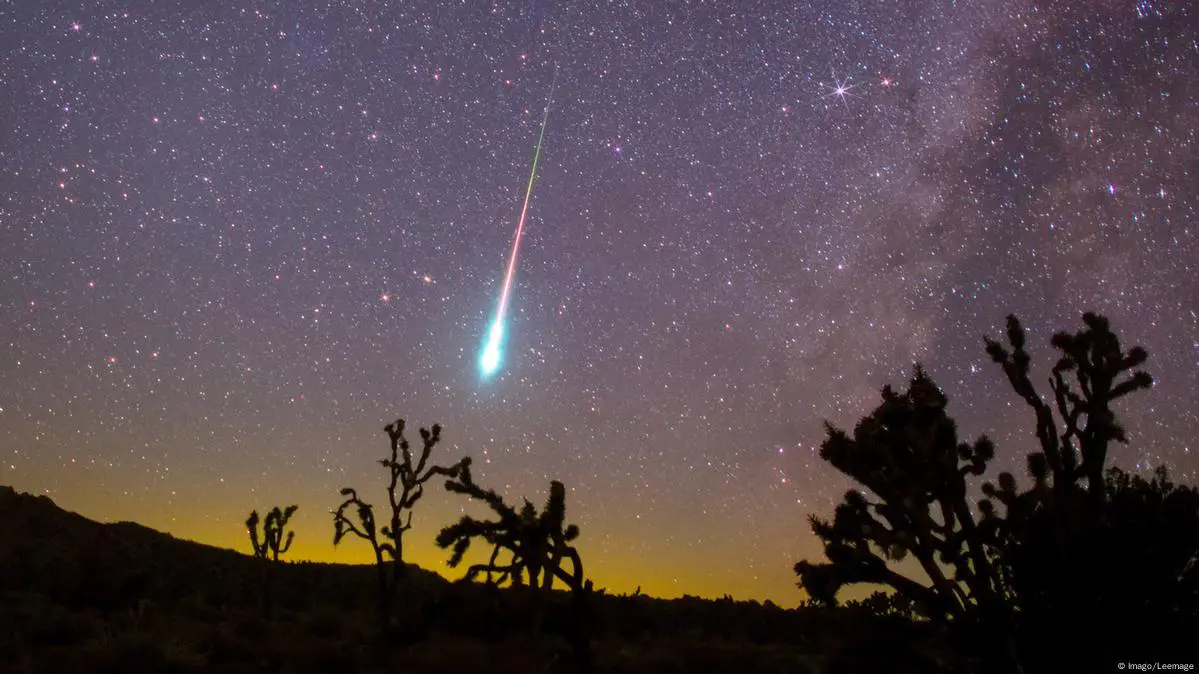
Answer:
[246,505,298,561]
[794,313,1157,674]
[983,313,1152,505]
[437,458,585,593]
[333,418,468,629]
[437,458,591,668]
[793,366,1010,623]
[975,314,1182,671]
[246,504,297,617]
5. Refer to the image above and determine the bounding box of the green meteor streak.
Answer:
[480,71,557,377]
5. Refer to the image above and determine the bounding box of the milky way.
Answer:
[1,0,1196,602]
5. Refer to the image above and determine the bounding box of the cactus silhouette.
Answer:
[793,365,1007,623]
[982,312,1152,506]
[975,314,1152,613]
[437,458,591,669]
[245,504,297,618]
[332,418,468,631]
[794,313,1161,674]
[437,458,585,593]
[246,505,297,561]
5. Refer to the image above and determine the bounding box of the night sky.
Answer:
[2,0,1197,604]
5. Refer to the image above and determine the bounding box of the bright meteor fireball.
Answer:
[479,73,556,378]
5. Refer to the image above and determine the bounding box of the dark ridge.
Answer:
[0,485,444,613]
[0,485,960,674]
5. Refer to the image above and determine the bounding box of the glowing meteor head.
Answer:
[479,320,505,376]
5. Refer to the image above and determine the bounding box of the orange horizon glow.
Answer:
[4,479,815,607]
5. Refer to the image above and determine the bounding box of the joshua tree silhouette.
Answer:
[246,505,297,561]
[437,458,592,669]
[245,504,297,617]
[794,313,1163,674]
[794,365,1007,622]
[982,312,1152,507]
[332,418,468,631]
[437,459,585,593]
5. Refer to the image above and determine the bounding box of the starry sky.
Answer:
[2,0,1197,604]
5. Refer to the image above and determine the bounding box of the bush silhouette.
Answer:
[843,590,918,620]
[1001,464,1199,670]
[793,313,1190,673]
[332,417,468,632]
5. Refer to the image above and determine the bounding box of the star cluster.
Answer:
[1,0,1197,603]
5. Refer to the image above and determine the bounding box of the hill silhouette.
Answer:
[0,485,965,673]
[0,485,444,613]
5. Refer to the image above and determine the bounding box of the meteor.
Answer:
[479,72,557,377]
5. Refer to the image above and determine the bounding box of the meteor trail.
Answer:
[479,71,557,377]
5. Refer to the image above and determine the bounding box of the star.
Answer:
[826,73,856,109]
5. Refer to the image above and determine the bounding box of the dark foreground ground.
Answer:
[0,486,972,673]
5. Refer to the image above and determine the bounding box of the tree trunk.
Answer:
[569,584,593,673]
[373,549,391,633]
